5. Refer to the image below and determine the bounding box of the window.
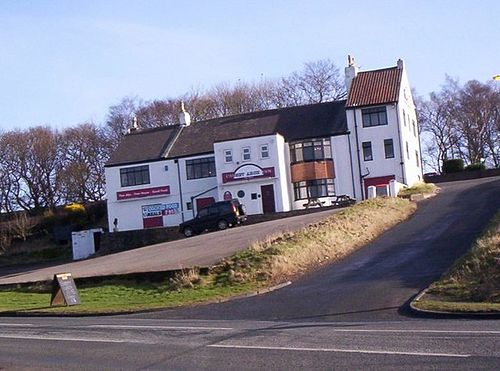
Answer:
[224,150,232,163]
[412,120,417,137]
[186,157,216,180]
[242,147,251,161]
[293,179,335,200]
[362,141,373,161]
[384,139,394,159]
[406,141,410,159]
[120,165,150,187]
[362,106,388,127]
[402,109,407,126]
[260,144,269,159]
[290,138,332,163]
[237,190,245,198]
[416,150,420,167]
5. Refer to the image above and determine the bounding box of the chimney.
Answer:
[127,115,139,134]
[397,58,405,70]
[178,101,191,127]
[344,55,359,94]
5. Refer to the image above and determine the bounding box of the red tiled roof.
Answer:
[346,67,402,108]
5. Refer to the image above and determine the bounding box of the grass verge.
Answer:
[412,211,500,313]
[0,197,416,315]
[398,182,437,198]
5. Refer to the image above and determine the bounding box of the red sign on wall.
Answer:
[222,165,275,184]
[117,186,170,201]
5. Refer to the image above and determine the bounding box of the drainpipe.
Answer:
[346,132,357,199]
[190,186,218,218]
[352,109,365,200]
[394,104,406,185]
[175,159,185,222]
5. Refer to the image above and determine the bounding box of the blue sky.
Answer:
[1,0,498,130]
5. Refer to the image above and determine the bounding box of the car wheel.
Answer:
[217,219,228,230]
[183,227,194,237]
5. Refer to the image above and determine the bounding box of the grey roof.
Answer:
[106,101,348,166]
[106,125,180,167]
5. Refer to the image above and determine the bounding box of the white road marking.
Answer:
[326,329,500,335]
[0,334,153,344]
[87,324,234,331]
[207,344,471,358]
[0,323,34,327]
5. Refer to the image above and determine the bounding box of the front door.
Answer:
[261,184,276,213]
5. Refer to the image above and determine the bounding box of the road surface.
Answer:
[0,208,340,285]
[0,177,499,369]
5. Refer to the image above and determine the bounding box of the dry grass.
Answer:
[398,182,437,197]
[424,212,500,304]
[213,197,416,285]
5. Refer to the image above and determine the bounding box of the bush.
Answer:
[464,163,486,171]
[442,159,464,173]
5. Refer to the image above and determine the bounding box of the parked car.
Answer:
[179,199,247,237]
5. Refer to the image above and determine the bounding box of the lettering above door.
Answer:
[222,164,275,184]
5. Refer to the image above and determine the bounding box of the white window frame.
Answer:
[242,147,251,161]
[260,144,269,159]
[224,149,233,163]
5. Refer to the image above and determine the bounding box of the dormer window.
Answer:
[362,106,388,127]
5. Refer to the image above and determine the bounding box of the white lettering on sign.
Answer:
[142,203,180,218]
[234,164,264,179]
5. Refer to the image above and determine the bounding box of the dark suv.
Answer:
[179,199,247,237]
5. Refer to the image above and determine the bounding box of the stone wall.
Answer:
[98,226,181,255]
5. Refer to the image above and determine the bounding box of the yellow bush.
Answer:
[64,203,86,214]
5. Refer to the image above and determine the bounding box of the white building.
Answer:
[105,57,423,231]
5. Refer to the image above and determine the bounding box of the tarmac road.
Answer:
[0,207,342,285]
[1,177,499,370]
[0,317,498,370]
[133,176,500,322]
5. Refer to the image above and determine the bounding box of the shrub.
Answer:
[464,163,486,171]
[442,159,464,173]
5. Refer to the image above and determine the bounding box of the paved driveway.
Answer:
[0,208,340,285]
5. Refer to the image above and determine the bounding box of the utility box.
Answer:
[71,228,103,260]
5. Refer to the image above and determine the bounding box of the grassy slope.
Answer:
[413,212,500,313]
[0,198,416,315]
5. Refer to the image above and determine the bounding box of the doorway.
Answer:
[261,184,276,213]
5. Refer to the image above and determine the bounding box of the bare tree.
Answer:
[1,127,62,211]
[416,91,461,172]
[449,80,499,166]
[418,77,500,171]
[274,59,347,107]
[104,96,144,149]
[60,122,111,203]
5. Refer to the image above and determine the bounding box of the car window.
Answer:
[197,208,209,218]
[208,206,219,215]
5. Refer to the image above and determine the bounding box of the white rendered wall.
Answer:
[397,67,423,185]
[331,134,357,199]
[348,105,405,186]
[176,154,218,221]
[214,134,287,215]
[105,159,182,231]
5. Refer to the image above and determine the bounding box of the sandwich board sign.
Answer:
[50,273,81,306]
